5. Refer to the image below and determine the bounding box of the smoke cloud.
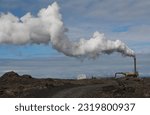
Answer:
[0,2,135,58]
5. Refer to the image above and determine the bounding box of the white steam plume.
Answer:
[0,2,135,58]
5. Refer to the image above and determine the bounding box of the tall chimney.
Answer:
[134,57,136,74]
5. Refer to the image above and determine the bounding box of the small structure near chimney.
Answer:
[115,56,139,78]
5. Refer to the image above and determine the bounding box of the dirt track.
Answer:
[52,84,104,98]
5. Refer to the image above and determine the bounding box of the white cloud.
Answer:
[0,0,150,54]
[59,0,150,54]
[106,25,150,53]
[64,0,150,23]
[111,25,150,41]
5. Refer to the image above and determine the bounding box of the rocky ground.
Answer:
[0,71,150,98]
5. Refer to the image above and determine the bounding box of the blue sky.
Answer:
[0,0,150,59]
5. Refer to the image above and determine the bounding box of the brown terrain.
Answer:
[0,71,150,98]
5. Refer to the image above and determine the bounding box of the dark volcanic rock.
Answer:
[0,71,33,83]
[0,71,150,98]
[1,71,20,79]
[21,75,32,79]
